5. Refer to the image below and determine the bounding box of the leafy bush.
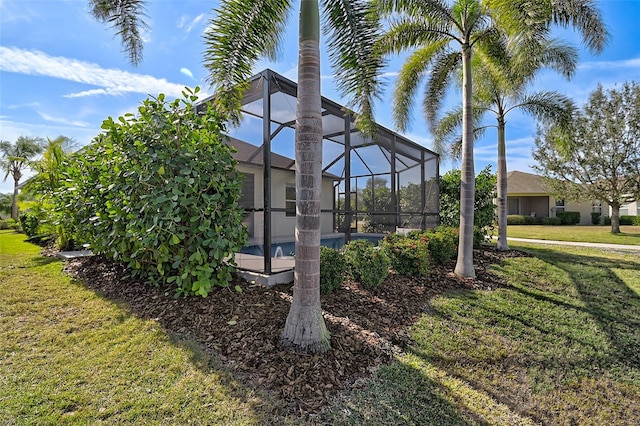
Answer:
[556,211,580,225]
[343,239,390,288]
[507,215,526,225]
[320,246,346,294]
[380,234,429,277]
[19,210,40,237]
[52,88,247,297]
[523,215,537,225]
[591,212,602,225]
[543,217,562,225]
[619,215,640,225]
[603,216,611,225]
[425,226,458,265]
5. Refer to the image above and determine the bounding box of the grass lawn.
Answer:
[2,230,639,424]
[507,224,640,245]
[0,230,283,425]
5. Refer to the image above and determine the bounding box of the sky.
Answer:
[1,0,639,194]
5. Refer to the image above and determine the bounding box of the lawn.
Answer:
[2,230,639,424]
[507,224,640,245]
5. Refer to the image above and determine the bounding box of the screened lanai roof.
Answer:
[196,68,439,181]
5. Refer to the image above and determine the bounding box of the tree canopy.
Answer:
[533,81,640,233]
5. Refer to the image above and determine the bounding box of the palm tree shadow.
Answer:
[522,246,640,369]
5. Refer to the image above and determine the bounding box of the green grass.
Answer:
[323,243,640,425]
[0,230,280,425]
[3,230,640,425]
[507,224,640,245]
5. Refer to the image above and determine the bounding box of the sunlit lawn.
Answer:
[324,243,640,424]
[507,224,640,245]
[2,230,639,425]
[0,230,282,425]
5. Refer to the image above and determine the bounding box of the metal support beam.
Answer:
[344,113,352,243]
[262,72,272,274]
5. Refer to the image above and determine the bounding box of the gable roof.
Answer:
[506,170,549,194]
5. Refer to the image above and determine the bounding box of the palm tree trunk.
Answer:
[11,177,19,220]
[454,43,476,278]
[496,116,509,250]
[282,0,330,354]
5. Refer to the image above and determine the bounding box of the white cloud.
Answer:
[180,67,194,79]
[37,112,90,128]
[578,57,640,71]
[0,46,191,99]
[178,13,205,33]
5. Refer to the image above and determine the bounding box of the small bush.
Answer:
[591,212,602,225]
[19,211,40,237]
[319,246,346,294]
[426,227,458,264]
[507,215,526,225]
[556,211,580,225]
[543,217,562,225]
[619,215,640,225]
[0,219,10,230]
[381,234,429,277]
[523,215,537,225]
[603,216,611,225]
[343,239,390,288]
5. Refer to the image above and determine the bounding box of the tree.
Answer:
[361,177,393,232]
[434,37,578,250]
[0,193,11,218]
[439,165,496,239]
[92,0,383,354]
[533,82,640,234]
[376,0,502,278]
[0,136,44,220]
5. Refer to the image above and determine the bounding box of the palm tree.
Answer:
[376,0,500,278]
[376,0,608,274]
[0,136,44,220]
[91,0,383,354]
[204,0,383,354]
[435,37,578,250]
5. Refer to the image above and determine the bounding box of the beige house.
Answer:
[506,171,597,224]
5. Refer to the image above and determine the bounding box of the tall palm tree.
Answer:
[376,0,608,275]
[0,136,44,220]
[92,0,383,354]
[376,0,500,278]
[204,0,383,354]
[435,37,578,251]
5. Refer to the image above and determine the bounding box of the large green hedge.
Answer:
[53,88,247,297]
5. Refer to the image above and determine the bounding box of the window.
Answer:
[555,199,565,214]
[592,201,602,214]
[285,184,296,217]
[620,203,629,216]
[508,197,519,215]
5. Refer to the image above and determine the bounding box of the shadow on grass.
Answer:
[523,246,640,369]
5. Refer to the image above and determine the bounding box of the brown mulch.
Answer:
[62,247,526,417]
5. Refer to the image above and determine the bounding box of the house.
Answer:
[506,171,596,224]
[196,69,440,276]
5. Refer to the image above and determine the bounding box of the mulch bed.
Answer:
[62,247,525,417]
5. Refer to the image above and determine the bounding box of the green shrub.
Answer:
[543,217,562,225]
[381,234,429,277]
[591,212,602,225]
[556,211,580,225]
[19,211,40,237]
[523,215,537,225]
[619,215,640,225]
[507,215,526,225]
[52,88,247,297]
[603,216,611,225]
[0,219,10,230]
[343,239,390,288]
[320,246,346,294]
[425,226,458,265]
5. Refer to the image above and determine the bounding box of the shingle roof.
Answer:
[506,170,549,194]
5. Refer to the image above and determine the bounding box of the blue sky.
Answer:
[1,0,639,194]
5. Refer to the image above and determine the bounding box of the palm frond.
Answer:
[203,0,292,120]
[422,50,461,129]
[550,0,609,53]
[391,40,448,132]
[89,0,149,65]
[323,0,385,136]
[513,91,575,128]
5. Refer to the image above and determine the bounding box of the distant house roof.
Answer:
[506,171,549,194]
